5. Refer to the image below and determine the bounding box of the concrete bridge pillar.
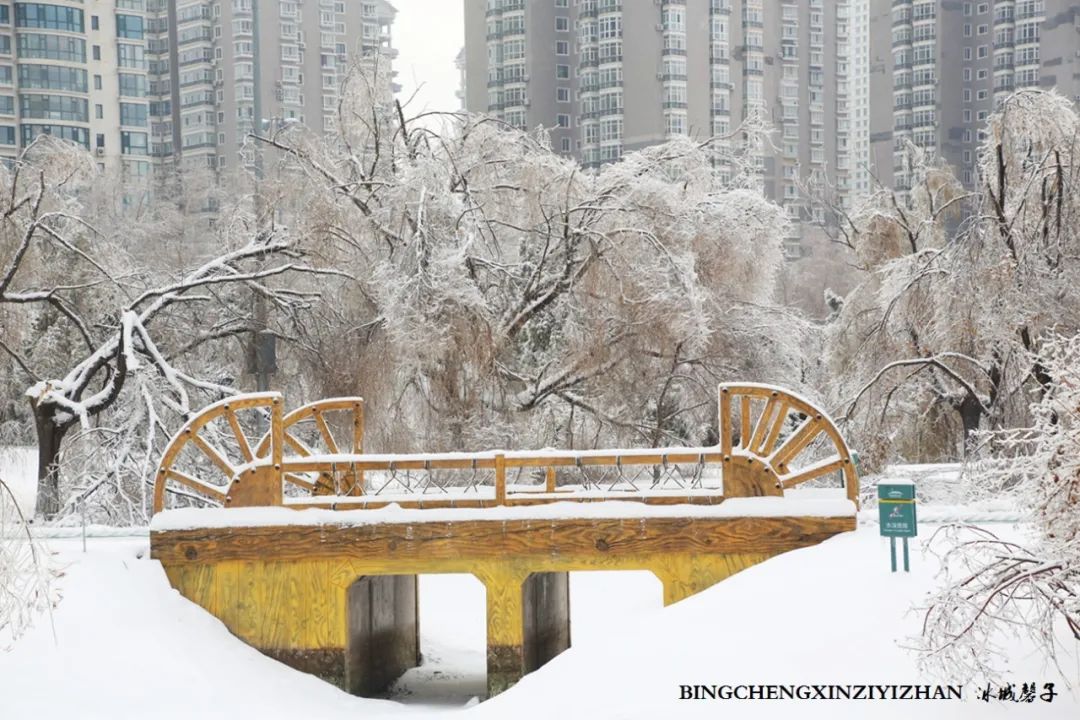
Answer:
[477,568,572,696]
[345,574,420,696]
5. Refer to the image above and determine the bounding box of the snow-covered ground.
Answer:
[3,460,1075,717]
[1,524,1077,719]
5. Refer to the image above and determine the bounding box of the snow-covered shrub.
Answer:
[918,333,1080,680]
[0,477,55,650]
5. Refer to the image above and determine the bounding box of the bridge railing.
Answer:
[152,384,859,514]
[267,447,726,508]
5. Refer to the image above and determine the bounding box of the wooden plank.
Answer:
[286,493,729,511]
[494,453,507,504]
[164,469,228,503]
[226,409,254,462]
[279,451,729,474]
[740,395,752,449]
[284,473,318,492]
[759,401,789,456]
[780,456,847,489]
[150,515,856,566]
[748,395,778,453]
[284,433,314,457]
[271,398,284,469]
[190,433,236,478]
[770,418,823,471]
[352,402,364,454]
[719,387,732,456]
[313,411,340,454]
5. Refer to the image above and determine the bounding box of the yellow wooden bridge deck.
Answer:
[149,384,858,697]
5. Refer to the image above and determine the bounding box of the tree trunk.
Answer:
[958,393,983,450]
[31,399,68,521]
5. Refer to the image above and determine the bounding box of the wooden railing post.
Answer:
[270,396,284,506]
[495,453,506,504]
[354,400,365,493]
[719,386,732,456]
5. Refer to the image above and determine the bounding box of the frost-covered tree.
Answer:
[827,90,1080,466]
[919,333,1080,681]
[0,138,331,520]
[256,65,807,456]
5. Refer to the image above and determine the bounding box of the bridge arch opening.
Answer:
[345,573,489,705]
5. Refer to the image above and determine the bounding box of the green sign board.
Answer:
[878,483,917,538]
[878,482,917,572]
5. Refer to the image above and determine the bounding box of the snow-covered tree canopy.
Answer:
[257,67,804,456]
[828,89,1080,466]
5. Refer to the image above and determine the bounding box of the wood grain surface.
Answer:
[152,515,853,566]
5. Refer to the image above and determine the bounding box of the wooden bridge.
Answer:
[149,384,858,697]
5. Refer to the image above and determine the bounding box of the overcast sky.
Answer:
[391,0,466,120]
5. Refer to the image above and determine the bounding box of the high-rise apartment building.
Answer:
[148,0,397,174]
[464,0,854,258]
[850,0,872,198]
[867,0,1080,192]
[0,0,152,176]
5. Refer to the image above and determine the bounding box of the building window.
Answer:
[555,16,569,32]
[118,73,146,97]
[94,74,102,90]
[556,114,570,128]
[121,131,148,155]
[17,34,86,62]
[95,103,103,119]
[92,45,100,60]
[0,96,12,115]
[20,94,89,121]
[120,102,148,127]
[91,15,98,31]
[556,40,568,55]
[116,14,144,39]
[22,124,90,148]
[18,64,88,92]
[556,87,569,103]
[118,43,146,69]
[556,64,569,79]
[15,3,84,32]
[0,125,13,145]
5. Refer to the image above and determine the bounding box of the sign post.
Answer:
[878,482,917,572]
